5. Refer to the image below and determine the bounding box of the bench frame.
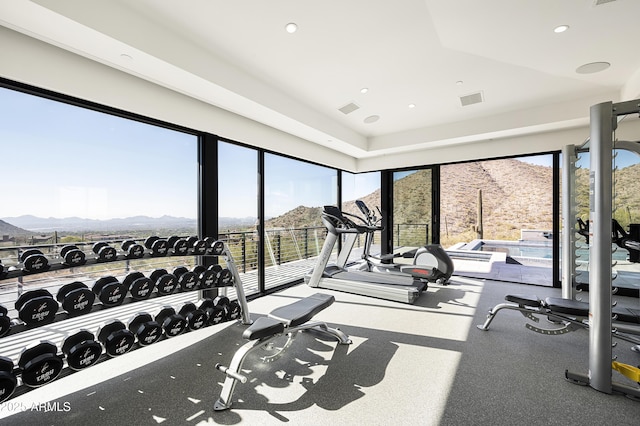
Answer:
[214,294,351,411]
[477,294,640,347]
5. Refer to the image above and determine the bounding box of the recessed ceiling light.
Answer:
[408,104,416,108]
[360,88,369,94]
[456,80,464,86]
[285,23,298,33]
[576,61,610,74]
[364,115,380,124]
[554,25,569,33]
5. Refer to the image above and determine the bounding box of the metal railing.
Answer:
[395,223,429,247]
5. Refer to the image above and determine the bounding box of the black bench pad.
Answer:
[269,293,335,327]
[505,294,541,307]
[545,297,589,317]
[243,317,285,341]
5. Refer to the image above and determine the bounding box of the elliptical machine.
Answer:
[351,200,454,285]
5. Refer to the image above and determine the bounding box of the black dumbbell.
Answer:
[18,341,64,387]
[167,236,189,256]
[150,269,178,296]
[186,236,208,255]
[15,289,58,326]
[20,249,49,273]
[192,265,216,289]
[62,330,102,371]
[123,272,155,301]
[155,306,187,338]
[60,245,86,267]
[0,305,11,338]
[0,356,16,403]
[0,260,6,279]
[173,267,198,292]
[128,313,162,346]
[208,239,225,256]
[144,236,169,257]
[98,320,135,357]
[122,240,145,259]
[227,300,242,321]
[178,303,207,331]
[93,276,126,307]
[56,282,95,317]
[215,267,233,287]
[92,242,117,262]
[214,296,232,322]
[199,298,225,325]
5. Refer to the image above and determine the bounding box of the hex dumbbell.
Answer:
[199,298,225,326]
[208,239,225,256]
[186,236,208,255]
[15,289,58,326]
[215,267,233,287]
[128,313,162,346]
[93,276,126,307]
[60,245,86,267]
[122,240,145,259]
[150,269,178,295]
[98,320,135,357]
[20,249,49,273]
[92,242,117,262]
[0,260,6,279]
[144,236,169,257]
[192,265,216,289]
[56,282,95,317]
[155,306,187,338]
[167,236,189,256]
[0,356,17,403]
[62,330,102,371]
[0,305,12,338]
[178,302,207,331]
[173,267,198,292]
[123,272,155,301]
[18,341,64,387]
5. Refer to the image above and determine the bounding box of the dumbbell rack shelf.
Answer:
[0,239,252,404]
[0,247,220,282]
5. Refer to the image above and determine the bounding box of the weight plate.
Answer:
[163,315,187,337]
[210,240,225,255]
[177,271,197,291]
[23,253,49,273]
[98,282,126,307]
[227,301,241,320]
[187,310,207,330]
[209,305,226,325]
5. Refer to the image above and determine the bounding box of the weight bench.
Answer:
[477,294,640,346]
[214,293,351,411]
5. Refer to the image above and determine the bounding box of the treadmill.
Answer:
[305,205,428,304]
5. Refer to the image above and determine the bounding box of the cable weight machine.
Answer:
[564,99,640,399]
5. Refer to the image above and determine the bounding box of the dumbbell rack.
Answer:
[0,237,251,404]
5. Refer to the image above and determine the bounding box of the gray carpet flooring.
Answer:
[2,277,639,425]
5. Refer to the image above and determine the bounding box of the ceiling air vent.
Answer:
[459,91,484,107]
[338,102,360,115]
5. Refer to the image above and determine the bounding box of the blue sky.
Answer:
[0,88,197,219]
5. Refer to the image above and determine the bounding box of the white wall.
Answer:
[0,26,357,171]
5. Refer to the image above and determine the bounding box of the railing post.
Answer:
[304,228,309,259]
[426,224,429,245]
[396,224,400,247]
[276,233,281,265]
[241,233,247,273]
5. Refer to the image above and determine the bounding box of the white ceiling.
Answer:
[2,0,640,161]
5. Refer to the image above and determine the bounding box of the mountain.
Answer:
[1,215,197,232]
[0,219,33,237]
